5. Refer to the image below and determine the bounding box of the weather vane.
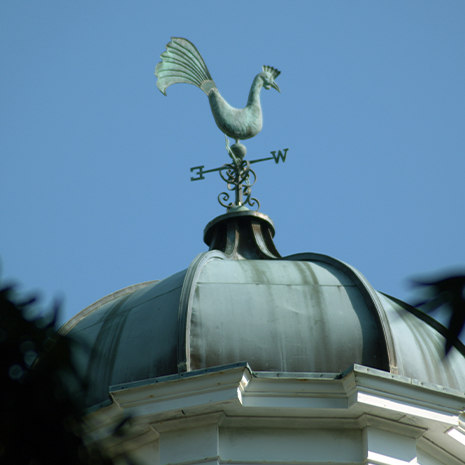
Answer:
[155,37,288,210]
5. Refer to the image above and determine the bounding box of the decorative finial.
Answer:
[155,37,286,211]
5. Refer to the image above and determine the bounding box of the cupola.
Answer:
[62,203,465,409]
[61,37,465,465]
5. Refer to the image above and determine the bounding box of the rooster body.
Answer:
[155,37,280,142]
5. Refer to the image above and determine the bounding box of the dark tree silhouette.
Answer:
[0,284,114,465]
[412,272,465,355]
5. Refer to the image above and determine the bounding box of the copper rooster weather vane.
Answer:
[155,37,288,211]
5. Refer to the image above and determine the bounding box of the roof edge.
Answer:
[177,250,228,373]
[59,280,159,335]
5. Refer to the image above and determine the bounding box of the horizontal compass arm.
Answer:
[190,148,288,182]
[249,156,274,164]
[190,164,226,181]
[250,148,289,165]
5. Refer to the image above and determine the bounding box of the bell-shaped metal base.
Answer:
[203,209,280,259]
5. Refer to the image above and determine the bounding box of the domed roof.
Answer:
[62,211,465,408]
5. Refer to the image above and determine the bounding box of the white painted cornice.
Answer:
[83,363,465,464]
[108,363,464,427]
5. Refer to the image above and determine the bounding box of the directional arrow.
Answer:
[190,148,289,181]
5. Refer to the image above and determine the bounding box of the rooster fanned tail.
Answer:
[156,37,214,95]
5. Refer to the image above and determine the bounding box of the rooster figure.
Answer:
[155,37,280,152]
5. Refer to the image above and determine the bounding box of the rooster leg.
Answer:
[225,136,237,163]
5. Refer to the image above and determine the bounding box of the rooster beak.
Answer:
[271,81,280,93]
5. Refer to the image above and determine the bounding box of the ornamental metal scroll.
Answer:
[190,143,289,211]
[155,37,288,211]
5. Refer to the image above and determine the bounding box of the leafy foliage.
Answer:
[412,272,465,354]
[0,285,114,465]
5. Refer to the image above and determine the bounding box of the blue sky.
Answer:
[1,1,464,324]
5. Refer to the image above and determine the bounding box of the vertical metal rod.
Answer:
[235,162,242,206]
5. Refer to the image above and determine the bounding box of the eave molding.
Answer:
[92,363,465,464]
[108,363,464,427]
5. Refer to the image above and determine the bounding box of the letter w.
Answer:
[270,148,289,164]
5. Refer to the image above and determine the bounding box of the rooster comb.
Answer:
[262,65,281,80]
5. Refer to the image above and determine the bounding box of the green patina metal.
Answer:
[155,37,284,211]
[63,249,465,409]
[190,145,289,211]
[155,37,280,143]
